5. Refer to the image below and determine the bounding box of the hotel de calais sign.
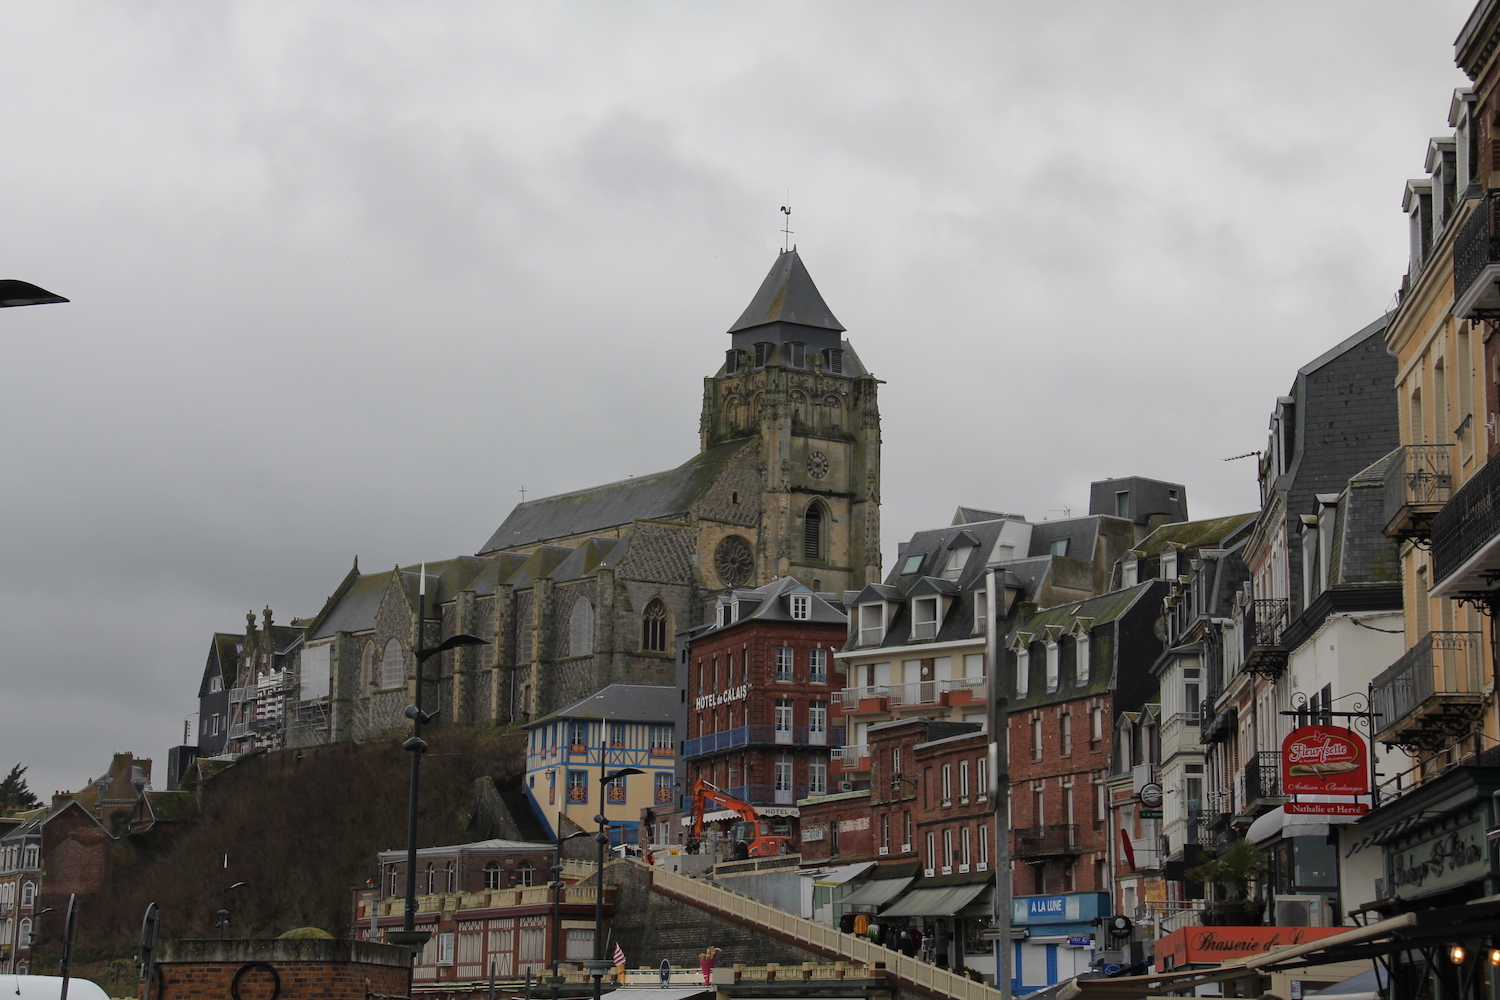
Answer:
[1386,811,1487,899]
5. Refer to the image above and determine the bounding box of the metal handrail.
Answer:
[1372,631,1483,739]
[650,863,1003,1000]
[683,725,845,758]
[1432,456,1500,584]
[1383,444,1455,528]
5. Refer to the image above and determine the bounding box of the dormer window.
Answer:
[790,594,811,620]
[943,546,971,580]
[912,597,940,639]
[754,342,773,368]
[823,347,843,373]
[789,342,806,367]
[1049,539,1069,557]
[858,603,886,646]
[901,554,924,575]
[717,603,731,628]
[724,348,740,374]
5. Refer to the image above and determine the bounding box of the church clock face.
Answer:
[714,535,754,588]
[806,451,829,479]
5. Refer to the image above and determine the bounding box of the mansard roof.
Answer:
[477,437,755,554]
[528,684,679,728]
[727,250,845,334]
[1007,581,1158,644]
[703,576,847,635]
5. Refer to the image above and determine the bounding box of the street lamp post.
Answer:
[587,767,644,1000]
[388,568,490,952]
[550,829,590,1000]
[216,881,247,940]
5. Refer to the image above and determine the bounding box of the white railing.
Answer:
[651,864,1001,1000]
[840,685,889,710]
[836,745,869,766]
[843,678,990,712]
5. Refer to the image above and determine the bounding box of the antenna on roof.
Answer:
[1223,451,1262,462]
[1047,507,1072,519]
[780,202,794,253]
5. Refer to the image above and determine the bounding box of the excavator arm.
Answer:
[690,779,760,835]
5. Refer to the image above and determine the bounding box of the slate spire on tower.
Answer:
[728,250,845,334]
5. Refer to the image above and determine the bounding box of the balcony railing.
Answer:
[1372,631,1484,751]
[1383,444,1455,543]
[1453,190,1500,315]
[1014,825,1083,858]
[682,725,844,758]
[841,677,988,712]
[716,784,811,806]
[1432,455,1500,589]
[835,745,869,766]
[1241,599,1289,676]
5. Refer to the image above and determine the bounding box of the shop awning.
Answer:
[839,876,913,908]
[1308,968,1385,1000]
[1247,805,1363,844]
[812,861,875,887]
[881,882,988,918]
[1058,899,1500,1000]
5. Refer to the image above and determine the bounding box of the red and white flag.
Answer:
[613,943,626,967]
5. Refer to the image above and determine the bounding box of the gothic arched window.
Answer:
[484,862,502,890]
[804,502,825,560]
[381,638,406,689]
[423,862,435,895]
[569,597,593,657]
[642,599,669,653]
[518,862,534,887]
[445,861,456,893]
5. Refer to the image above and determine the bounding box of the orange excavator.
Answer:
[689,779,794,859]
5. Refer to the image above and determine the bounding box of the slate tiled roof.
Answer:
[1131,513,1258,558]
[702,577,847,636]
[477,437,755,554]
[1028,517,1105,560]
[727,250,845,334]
[528,684,680,728]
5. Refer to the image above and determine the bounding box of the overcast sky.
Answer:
[0,1,1474,798]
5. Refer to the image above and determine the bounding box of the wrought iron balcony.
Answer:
[1242,751,1281,807]
[1453,191,1500,319]
[1383,444,1455,544]
[1241,599,1289,676]
[1432,456,1500,598]
[1014,824,1083,858]
[1372,631,1485,751]
[682,724,844,758]
[716,784,810,806]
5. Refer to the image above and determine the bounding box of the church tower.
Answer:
[701,250,881,593]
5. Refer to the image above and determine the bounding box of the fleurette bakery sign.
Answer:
[1281,725,1369,796]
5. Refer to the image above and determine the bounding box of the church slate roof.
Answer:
[477,437,755,554]
[727,250,846,334]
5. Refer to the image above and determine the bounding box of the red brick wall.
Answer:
[796,792,873,863]
[40,803,111,900]
[150,939,410,1000]
[686,617,846,796]
[1007,693,1112,894]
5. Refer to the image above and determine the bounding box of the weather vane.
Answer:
[780,203,794,252]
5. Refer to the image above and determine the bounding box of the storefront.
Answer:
[1009,892,1110,995]
[876,872,994,979]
